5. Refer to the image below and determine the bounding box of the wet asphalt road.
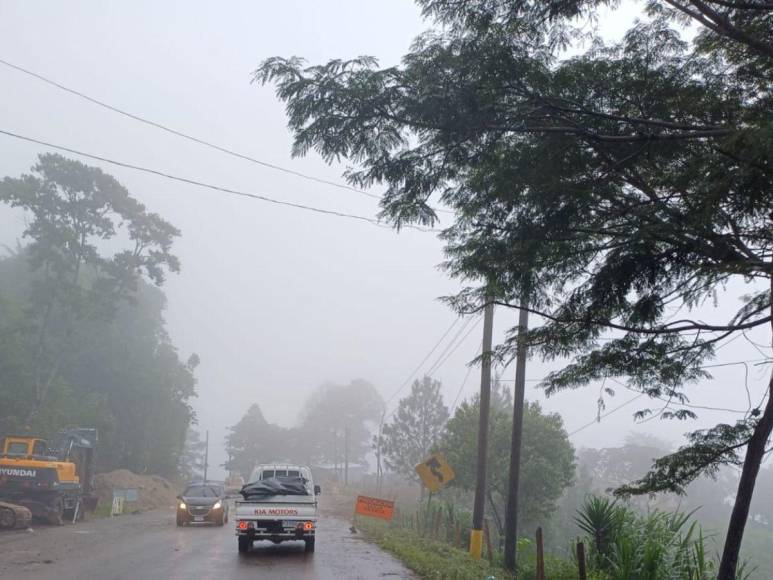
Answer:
[0,507,416,580]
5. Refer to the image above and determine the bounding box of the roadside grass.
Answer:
[358,519,513,580]
[358,521,586,580]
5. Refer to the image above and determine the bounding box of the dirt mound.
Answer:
[94,469,177,512]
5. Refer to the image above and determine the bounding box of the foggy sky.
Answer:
[1,0,769,478]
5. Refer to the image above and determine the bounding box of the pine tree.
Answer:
[380,376,449,482]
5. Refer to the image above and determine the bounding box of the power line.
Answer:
[0,128,439,232]
[424,314,482,377]
[701,359,771,369]
[566,356,771,436]
[0,57,455,215]
[0,58,380,200]
[450,346,481,413]
[383,314,483,420]
[607,377,748,415]
[383,317,462,407]
[568,393,645,436]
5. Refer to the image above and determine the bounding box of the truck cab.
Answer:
[234,464,320,554]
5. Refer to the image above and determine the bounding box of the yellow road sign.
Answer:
[415,452,455,493]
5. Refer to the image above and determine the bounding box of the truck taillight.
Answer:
[301,521,314,531]
[237,521,254,530]
[238,521,248,530]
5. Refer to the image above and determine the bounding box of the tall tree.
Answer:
[441,386,575,534]
[179,427,207,481]
[224,404,285,478]
[0,215,195,476]
[298,379,384,473]
[0,154,180,424]
[379,376,449,483]
[257,3,772,574]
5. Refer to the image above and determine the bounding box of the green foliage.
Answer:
[575,497,627,568]
[379,375,449,481]
[257,0,773,503]
[224,380,385,476]
[0,155,195,477]
[361,520,515,580]
[224,404,286,477]
[0,154,182,425]
[362,511,590,580]
[179,427,207,481]
[298,379,384,468]
[574,496,752,580]
[441,384,575,532]
[617,421,758,496]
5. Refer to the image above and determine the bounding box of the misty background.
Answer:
[1,0,769,479]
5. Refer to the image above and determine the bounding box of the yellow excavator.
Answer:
[0,428,98,527]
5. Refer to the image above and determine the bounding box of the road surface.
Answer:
[0,507,416,580]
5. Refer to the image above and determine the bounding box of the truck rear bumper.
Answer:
[235,519,316,542]
[236,530,314,539]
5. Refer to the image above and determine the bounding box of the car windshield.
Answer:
[183,485,219,498]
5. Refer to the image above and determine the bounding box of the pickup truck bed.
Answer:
[234,468,319,554]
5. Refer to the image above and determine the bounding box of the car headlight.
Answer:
[212,501,222,510]
[179,502,186,510]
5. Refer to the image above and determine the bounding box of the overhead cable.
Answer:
[0,57,453,215]
[0,128,439,232]
[383,317,463,407]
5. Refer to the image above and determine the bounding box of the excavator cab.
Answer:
[2,437,51,459]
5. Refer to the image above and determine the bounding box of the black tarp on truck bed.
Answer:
[239,477,309,499]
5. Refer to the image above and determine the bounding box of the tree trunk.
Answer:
[718,373,773,579]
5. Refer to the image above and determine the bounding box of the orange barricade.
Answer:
[354,495,395,521]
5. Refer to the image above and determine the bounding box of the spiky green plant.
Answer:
[575,496,626,568]
[575,497,730,580]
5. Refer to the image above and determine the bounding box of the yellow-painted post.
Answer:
[469,529,484,559]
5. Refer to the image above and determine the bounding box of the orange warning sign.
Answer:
[354,495,395,521]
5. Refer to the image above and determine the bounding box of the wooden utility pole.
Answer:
[535,526,545,580]
[470,300,495,560]
[376,410,385,494]
[504,300,529,570]
[203,429,209,481]
[344,425,350,486]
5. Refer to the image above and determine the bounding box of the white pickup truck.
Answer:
[234,464,320,553]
